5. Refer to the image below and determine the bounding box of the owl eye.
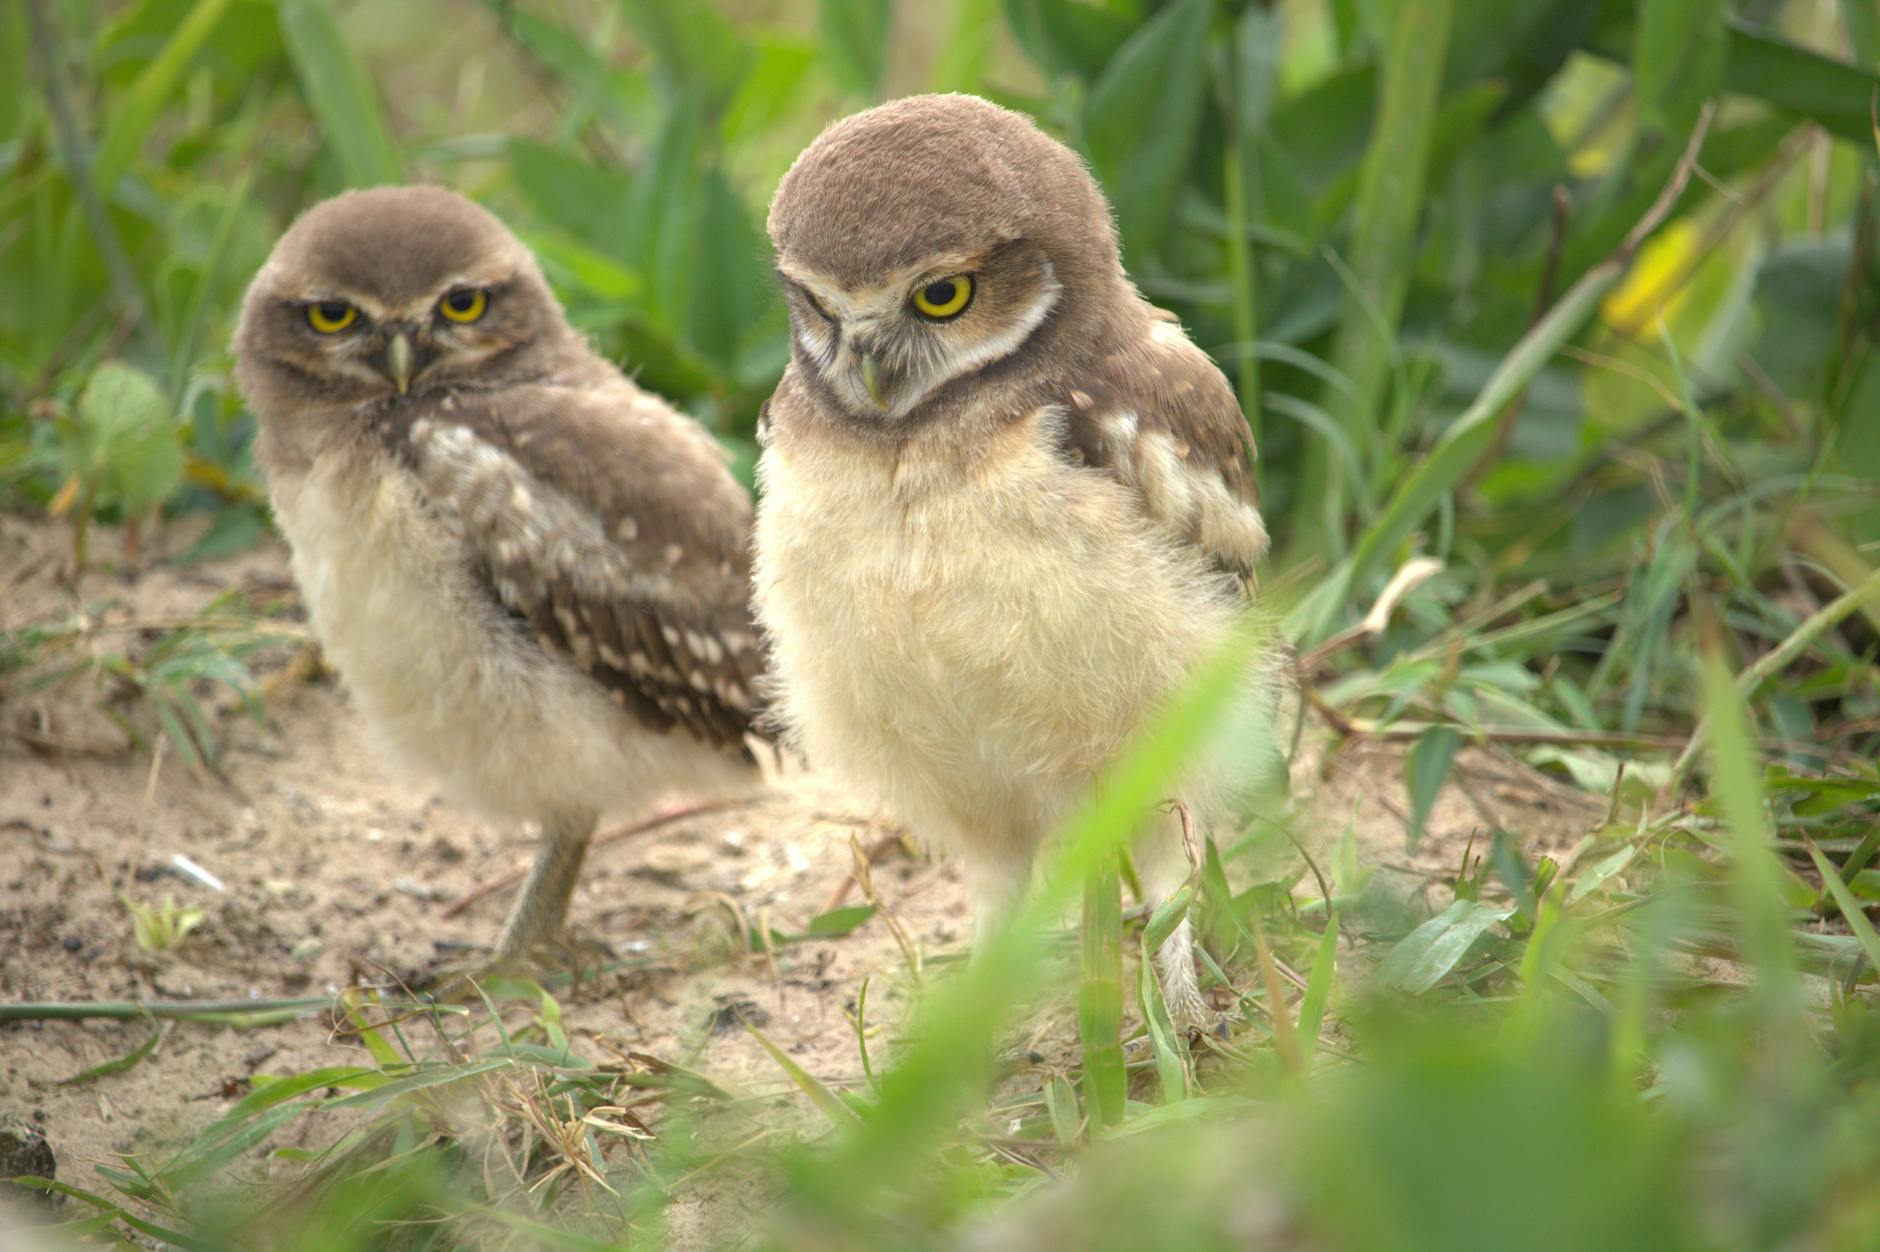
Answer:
[438,288,489,323]
[796,285,837,324]
[306,301,358,334]
[911,274,973,320]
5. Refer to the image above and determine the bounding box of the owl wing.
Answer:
[377,382,762,757]
[1055,307,1268,592]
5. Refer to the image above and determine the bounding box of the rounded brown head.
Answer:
[234,186,574,420]
[767,94,1131,424]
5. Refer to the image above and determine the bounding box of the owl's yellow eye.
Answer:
[799,287,836,323]
[306,301,357,333]
[911,274,973,320]
[438,288,488,323]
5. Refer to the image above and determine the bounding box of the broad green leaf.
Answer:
[79,361,184,513]
[507,140,636,259]
[619,0,752,111]
[819,0,892,99]
[1404,725,1461,850]
[1377,899,1514,993]
[1632,0,1726,134]
[1003,0,1135,82]
[277,0,401,186]
[1082,0,1212,259]
[623,102,703,325]
[807,904,876,938]
[1725,21,1880,144]
[1590,13,1880,143]
[687,167,773,373]
[93,0,236,190]
[929,0,1001,94]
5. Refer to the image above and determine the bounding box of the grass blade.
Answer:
[1805,841,1880,980]
[1698,644,1802,1027]
[1297,916,1339,1066]
[92,0,237,190]
[277,0,402,186]
[1310,0,1453,530]
[745,1022,860,1129]
[1079,855,1126,1129]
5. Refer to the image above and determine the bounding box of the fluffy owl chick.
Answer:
[235,186,762,971]
[752,95,1276,1024]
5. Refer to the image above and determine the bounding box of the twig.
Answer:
[846,831,923,981]
[817,825,907,913]
[1298,555,1445,672]
[1617,103,1716,261]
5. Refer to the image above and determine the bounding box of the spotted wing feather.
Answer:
[1055,307,1267,592]
[377,383,763,757]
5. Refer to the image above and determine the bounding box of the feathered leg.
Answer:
[1135,804,1209,1029]
[492,809,598,966]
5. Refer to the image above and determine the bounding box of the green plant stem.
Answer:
[1,997,346,1023]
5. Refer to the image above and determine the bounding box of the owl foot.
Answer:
[417,932,615,1002]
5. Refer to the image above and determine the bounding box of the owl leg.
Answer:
[1135,806,1210,1030]
[963,839,1037,953]
[492,809,599,967]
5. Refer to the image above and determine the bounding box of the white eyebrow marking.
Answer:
[779,256,980,323]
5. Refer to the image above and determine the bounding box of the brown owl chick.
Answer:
[752,95,1277,1025]
[235,186,763,973]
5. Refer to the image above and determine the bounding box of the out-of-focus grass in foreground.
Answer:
[4,0,1879,1248]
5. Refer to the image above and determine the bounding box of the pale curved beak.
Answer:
[385,333,414,395]
[860,352,889,412]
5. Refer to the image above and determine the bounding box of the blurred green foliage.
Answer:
[5,0,1880,1248]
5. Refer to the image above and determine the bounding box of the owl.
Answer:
[234,186,763,973]
[751,95,1276,1025]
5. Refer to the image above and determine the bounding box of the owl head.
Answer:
[767,93,1130,425]
[235,186,572,416]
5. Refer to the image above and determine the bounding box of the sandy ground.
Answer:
[0,511,1601,1231]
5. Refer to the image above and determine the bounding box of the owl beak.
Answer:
[859,353,889,412]
[384,333,415,395]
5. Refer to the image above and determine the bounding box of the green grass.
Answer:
[4,0,1880,1248]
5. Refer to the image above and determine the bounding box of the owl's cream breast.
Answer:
[753,404,1245,853]
[264,433,746,829]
